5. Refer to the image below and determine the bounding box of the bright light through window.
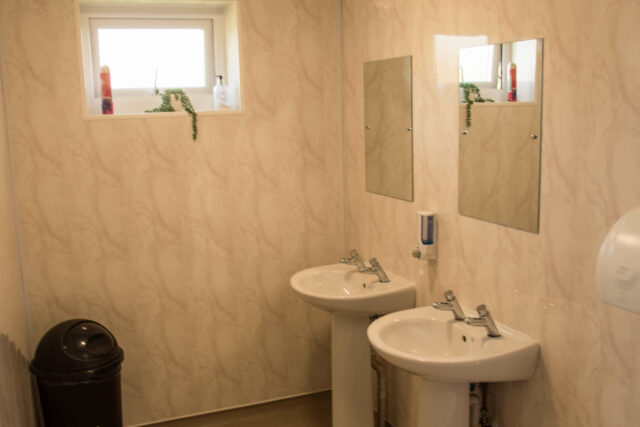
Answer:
[512,39,537,83]
[459,45,494,83]
[97,28,207,89]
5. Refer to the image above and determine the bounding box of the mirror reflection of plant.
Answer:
[460,83,494,128]
[146,89,198,141]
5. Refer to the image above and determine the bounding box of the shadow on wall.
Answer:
[0,334,35,427]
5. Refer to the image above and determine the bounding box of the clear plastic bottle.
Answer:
[213,75,231,110]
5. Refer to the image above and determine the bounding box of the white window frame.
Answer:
[79,4,228,114]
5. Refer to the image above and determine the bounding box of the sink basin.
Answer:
[291,263,416,427]
[367,305,539,427]
[367,305,539,382]
[290,264,416,315]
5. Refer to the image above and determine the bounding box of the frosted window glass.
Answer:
[459,45,494,83]
[97,28,206,89]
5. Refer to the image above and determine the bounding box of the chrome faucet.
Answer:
[341,250,390,283]
[341,249,367,271]
[464,305,501,337]
[360,257,390,283]
[432,290,465,320]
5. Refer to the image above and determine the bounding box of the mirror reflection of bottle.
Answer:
[507,62,517,102]
[213,75,231,110]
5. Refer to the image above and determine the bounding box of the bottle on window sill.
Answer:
[507,62,517,102]
[213,75,232,110]
[100,65,114,114]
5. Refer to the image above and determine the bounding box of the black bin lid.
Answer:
[30,319,124,382]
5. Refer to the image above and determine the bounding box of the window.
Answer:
[79,2,241,114]
[92,22,212,93]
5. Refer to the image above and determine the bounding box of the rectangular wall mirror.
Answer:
[364,56,413,202]
[458,38,543,233]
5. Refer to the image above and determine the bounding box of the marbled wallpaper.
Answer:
[342,0,640,426]
[0,46,34,427]
[0,0,342,424]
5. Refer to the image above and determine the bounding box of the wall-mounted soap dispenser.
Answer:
[412,211,437,261]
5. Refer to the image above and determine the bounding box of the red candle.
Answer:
[507,62,517,102]
[100,65,114,114]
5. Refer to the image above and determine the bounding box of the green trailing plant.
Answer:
[460,82,494,128]
[146,89,198,141]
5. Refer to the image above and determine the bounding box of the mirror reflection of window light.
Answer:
[97,28,206,89]
[510,39,537,102]
[433,35,488,85]
[512,39,536,82]
[459,45,494,83]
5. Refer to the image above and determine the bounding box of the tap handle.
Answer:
[476,304,489,317]
[444,290,456,302]
[341,249,361,264]
[369,257,383,271]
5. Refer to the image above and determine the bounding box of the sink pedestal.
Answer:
[331,314,373,427]
[417,379,468,427]
[290,264,417,427]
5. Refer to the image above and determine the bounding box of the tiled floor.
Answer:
[149,391,332,427]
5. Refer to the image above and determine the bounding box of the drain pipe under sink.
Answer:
[469,385,481,427]
[371,352,387,427]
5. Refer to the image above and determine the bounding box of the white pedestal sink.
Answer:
[291,264,416,427]
[367,306,540,427]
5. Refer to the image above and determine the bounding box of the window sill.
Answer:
[458,101,538,108]
[82,109,244,121]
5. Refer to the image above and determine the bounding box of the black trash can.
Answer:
[30,319,124,427]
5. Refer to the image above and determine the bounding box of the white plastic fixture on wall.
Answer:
[596,206,640,314]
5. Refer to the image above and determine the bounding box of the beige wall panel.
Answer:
[0,43,34,427]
